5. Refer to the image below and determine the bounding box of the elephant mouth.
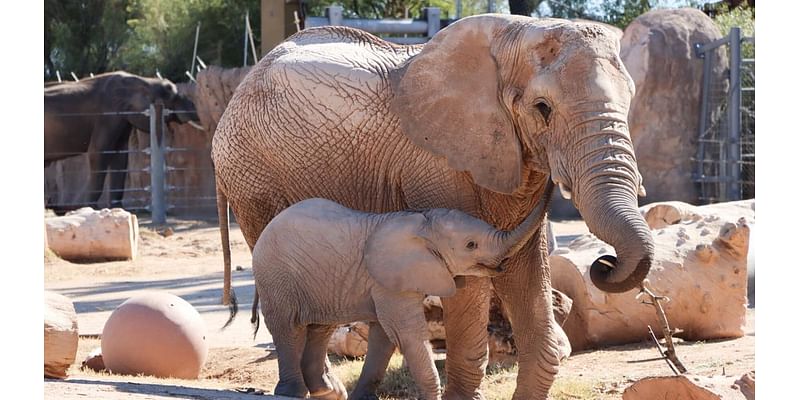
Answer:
[474,258,509,276]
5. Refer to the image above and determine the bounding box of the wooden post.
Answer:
[260,0,302,55]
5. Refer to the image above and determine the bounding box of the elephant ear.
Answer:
[365,214,456,297]
[390,15,522,194]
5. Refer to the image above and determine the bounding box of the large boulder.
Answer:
[195,66,252,134]
[621,8,728,204]
[44,291,78,378]
[551,200,752,351]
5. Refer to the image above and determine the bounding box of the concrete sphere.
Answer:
[101,292,208,379]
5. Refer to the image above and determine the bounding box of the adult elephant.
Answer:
[44,71,199,209]
[213,15,654,399]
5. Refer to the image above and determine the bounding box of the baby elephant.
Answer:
[253,183,553,400]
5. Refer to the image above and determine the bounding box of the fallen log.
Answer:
[623,373,755,400]
[45,207,139,262]
[551,200,752,350]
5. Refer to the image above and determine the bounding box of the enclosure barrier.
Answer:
[305,6,441,45]
[45,103,216,221]
[693,27,755,203]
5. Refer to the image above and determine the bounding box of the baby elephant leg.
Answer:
[350,322,396,400]
[262,302,309,398]
[372,288,442,400]
[271,323,309,398]
[395,332,441,400]
[302,324,347,400]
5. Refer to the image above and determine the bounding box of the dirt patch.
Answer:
[44,218,754,399]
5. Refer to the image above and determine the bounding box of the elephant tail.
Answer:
[251,289,260,340]
[217,184,233,305]
[221,288,238,330]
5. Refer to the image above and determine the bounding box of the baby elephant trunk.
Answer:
[493,180,555,267]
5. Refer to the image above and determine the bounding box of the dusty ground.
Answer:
[44,218,755,399]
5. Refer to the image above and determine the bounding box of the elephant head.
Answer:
[391,15,654,293]
[109,73,200,133]
[365,181,554,297]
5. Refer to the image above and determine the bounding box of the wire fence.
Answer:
[693,28,755,203]
[44,105,218,220]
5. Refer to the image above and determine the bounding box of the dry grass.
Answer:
[70,337,613,400]
[330,353,614,400]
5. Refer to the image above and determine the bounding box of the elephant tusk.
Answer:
[188,120,206,131]
[558,182,572,200]
[638,184,647,197]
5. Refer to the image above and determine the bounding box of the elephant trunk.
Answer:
[493,180,555,261]
[569,117,654,293]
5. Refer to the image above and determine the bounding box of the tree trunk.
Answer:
[509,0,535,15]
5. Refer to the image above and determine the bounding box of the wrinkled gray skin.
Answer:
[253,188,551,400]
[44,71,199,209]
[213,14,654,399]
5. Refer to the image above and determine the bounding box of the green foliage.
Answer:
[601,0,651,28]
[45,0,135,80]
[713,3,755,58]
[303,0,505,19]
[45,0,261,82]
[118,0,261,82]
[545,0,592,19]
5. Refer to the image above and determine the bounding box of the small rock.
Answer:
[734,371,754,400]
[81,347,106,372]
[235,265,245,271]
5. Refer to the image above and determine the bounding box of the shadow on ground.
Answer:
[59,270,256,315]
[45,377,293,399]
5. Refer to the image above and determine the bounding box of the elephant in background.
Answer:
[44,71,199,210]
[251,187,551,399]
[213,15,654,399]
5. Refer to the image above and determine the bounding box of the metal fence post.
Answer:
[149,102,166,224]
[726,27,742,201]
[327,6,343,26]
[424,7,441,39]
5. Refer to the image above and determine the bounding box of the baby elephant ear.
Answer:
[365,214,457,297]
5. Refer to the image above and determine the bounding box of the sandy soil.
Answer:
[44,218,755,399]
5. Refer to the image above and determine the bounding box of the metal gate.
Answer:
[694,27,755,203]
[44,102,216,222]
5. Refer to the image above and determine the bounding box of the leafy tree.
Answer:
[601,0,651,28]
[118,0,261,82]
[44,0,134,80]
[713,2,754,58]
[304,0,505,20]
[545,0,592,19]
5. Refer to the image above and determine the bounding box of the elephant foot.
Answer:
[309,373,347,400]
[352,394,379,400]
[274,379,308,398]
[350,386,379,400]
[443,390,484,400]
[310,388,345,400]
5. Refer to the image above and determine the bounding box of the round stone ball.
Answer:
[101,292,208,379]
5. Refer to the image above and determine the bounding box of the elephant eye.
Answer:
[533,100,552,124]
[466,241,477,250]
